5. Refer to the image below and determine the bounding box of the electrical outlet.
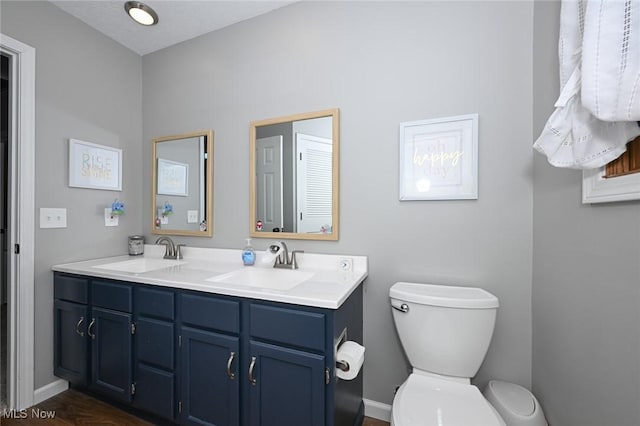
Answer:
[157,209,169,225]
[187,210,199,223]
[338,257,353,272]
[104,208,119,227]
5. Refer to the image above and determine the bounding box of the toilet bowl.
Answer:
[389,282,504,426]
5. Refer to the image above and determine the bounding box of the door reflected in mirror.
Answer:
[250,109,339,241]
[152,130,213,237]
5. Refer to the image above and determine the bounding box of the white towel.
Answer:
[582,0,640,121]
[534,0,640,169]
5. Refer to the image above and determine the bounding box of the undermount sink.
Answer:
[206,268,314,291]
[93,258,186,274]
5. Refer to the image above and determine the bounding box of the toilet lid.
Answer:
[392,374,505,426]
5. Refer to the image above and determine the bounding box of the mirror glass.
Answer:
[152,130,213,237]
[250,109,339,241]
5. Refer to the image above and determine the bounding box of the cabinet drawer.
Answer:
[136,317,174,370]
[92,280,132,313]
[250,304,325,352]
[133,365,175,421]
[54,274,88,304]
[136,287,174,320]
[180,293,239,334]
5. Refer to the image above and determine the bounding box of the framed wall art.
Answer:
[399,114,478,200]
[69,139,122,191]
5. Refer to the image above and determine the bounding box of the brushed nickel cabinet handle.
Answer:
[248,356,257,386]
[87,318,96,340]
[226,352,236,380]
[75,316,85,337]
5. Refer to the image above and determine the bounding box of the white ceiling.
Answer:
[50,1,297,56]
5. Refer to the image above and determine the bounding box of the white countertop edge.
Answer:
[51,247,368,310]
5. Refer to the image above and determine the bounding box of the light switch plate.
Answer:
[104,208,119,227]
[187,210,198,223]
[40,208,67,228]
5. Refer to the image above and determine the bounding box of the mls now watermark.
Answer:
[2,408,57,419]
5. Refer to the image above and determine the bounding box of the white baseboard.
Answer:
[33,379,68,405]
[364,398,392,422]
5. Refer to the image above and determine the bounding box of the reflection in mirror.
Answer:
[250,109,339,241]
[152,130,213,237]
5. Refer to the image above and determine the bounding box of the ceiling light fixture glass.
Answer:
[124,1,158,26]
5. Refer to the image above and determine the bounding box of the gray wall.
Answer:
[143,1,534,405]
[1,1,143,389]
[532,2,640,425]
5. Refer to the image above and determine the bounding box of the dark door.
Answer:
[248,340,325,426]
[180,327,240,426]
[90,307,133,403]
[53,299,89,385]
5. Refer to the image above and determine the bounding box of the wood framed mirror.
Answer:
[250,109,339,241]
[152,130,213,237]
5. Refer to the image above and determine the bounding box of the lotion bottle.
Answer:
[242,238,256,266]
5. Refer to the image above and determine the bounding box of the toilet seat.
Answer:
[391,374,505,426]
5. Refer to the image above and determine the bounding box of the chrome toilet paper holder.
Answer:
[336,359,350,372]
[335,328,350,372]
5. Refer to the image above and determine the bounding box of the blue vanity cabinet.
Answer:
[178,292,241,426]
[245,293,365,426]
[247,340,326,426]
[247,303,327,426]
[89,279,134,403]
[133,286,177,421]
[53,273,134,403]
[53,271,364,426]
[54,274,90,386]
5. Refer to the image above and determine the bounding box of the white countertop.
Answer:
[51,245,368,309]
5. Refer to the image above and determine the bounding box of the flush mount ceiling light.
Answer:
[124,1,158,26]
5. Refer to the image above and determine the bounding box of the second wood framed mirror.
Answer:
[250,109,339,241]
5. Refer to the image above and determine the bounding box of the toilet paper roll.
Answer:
[336,341,365,381]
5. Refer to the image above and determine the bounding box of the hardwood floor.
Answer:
[1,389,390,426]
[0,389,152,425]
[362,417,390,426]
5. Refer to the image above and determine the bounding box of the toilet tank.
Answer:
[389,282,499,379]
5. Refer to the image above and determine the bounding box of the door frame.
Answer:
[0,33,35,411]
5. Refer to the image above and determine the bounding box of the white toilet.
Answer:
[389,282,505,426]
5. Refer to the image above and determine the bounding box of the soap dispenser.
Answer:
[242,238,256,266]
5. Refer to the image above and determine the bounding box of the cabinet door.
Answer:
[90,307,133,403]
[180,327,239,426]
[133,317,175,420]
[54,300,89,386]
[248,341,325,426]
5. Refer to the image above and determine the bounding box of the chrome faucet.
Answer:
[270,241,303,269]
[155,236,185,260]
